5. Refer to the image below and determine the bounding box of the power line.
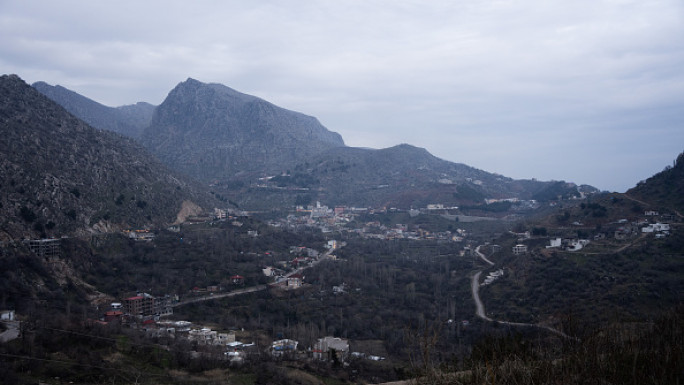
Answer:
[0,352,172,382]
[37,326,169,350]
[0,326,234,383]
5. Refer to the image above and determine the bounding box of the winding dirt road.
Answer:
[471,271,491,321]
[471,246,578,340]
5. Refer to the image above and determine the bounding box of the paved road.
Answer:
[172,245,339,308]
[0,321,20,343]
[474,245,495,266]
[173,285,267,308]
[471,246,578,340]
[284,247,333,278]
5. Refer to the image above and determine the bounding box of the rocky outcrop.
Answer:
[140,78,345,180]
[0,74,215,240]
[175,200,204,224]
[31,76,598,210]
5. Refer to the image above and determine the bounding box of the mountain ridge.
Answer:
[32,81,155,138]
[33,77,599,209]
[1,74,215,240]
[627,151,684,214]
[139,78,345,181]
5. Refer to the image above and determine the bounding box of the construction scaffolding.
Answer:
[24,238,61,259]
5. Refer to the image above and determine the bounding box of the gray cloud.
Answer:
[2,0,683,191]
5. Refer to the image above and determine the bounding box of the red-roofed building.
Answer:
[104,310,123,322]
[88,319,109,326]
[287,274,303,288]
[291,257,311,267]
[123,295,154,317]
[231,275,245,285]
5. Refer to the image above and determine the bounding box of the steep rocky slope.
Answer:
[36,78,596,210]
[140,78,345,181]
[0,74,215,240]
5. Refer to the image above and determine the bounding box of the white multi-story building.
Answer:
[512,244,528,255]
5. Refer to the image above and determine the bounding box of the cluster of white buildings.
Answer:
[545,238,591,251]
[642,222,671,238]
[187,327,236,346]
[481,269,504,286]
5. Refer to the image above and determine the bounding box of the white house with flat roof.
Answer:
[512,244,528,255]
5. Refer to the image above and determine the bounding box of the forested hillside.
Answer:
[628,151,684,214]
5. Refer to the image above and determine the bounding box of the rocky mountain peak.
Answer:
[141,78,344,181]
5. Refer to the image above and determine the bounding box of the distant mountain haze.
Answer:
[33,81,154,139]
[32,77,600,209]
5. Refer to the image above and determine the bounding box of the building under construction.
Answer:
[24,238,61,259]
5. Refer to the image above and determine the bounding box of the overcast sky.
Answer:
[2,1,683,192]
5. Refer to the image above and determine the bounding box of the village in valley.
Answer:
[14,193,670,368]
[1,176,682,385]
[89,224,377,366]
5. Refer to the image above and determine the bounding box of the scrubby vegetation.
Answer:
[412,305,683,385]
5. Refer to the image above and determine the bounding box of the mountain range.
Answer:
[0,75,215,241]
[32,81,155,139]
[33,77,596,210]
[2,74,680,385]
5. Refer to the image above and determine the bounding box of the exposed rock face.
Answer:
[31,76,599,210]
[33,81,154,138]
[137,79,593,208]
[0,74,214,240]
[140,78,345,181]
[175,200,204,224]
